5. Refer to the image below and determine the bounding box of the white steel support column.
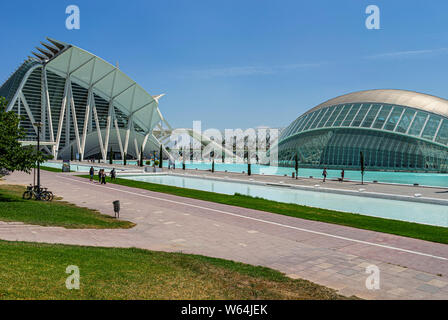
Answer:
[92,98,106,161]
[134,137,140,162]
[112,107,124,160]
[68,81,82,159]
[55,79,69,159]
[40,68,47,141]
[103,101,113,160]
[43,66,55,157]
[19,91,38,136]
[123,115,132,156]
[80,88,92,160]
[141,132,150,153]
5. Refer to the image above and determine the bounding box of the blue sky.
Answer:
[1,0,448,129]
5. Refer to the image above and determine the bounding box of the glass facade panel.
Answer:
[408,112,428,136]
[361,104,381,128]
[296,114,311,133]
[395,109,416,133]
[421,115,442,140]
[324,105,342,127]
[286,117,304,137]
[435,120,448,145]
[302,111,319,131]
[278,128,448,172]
[384,106,404,131]
[372,105,392,129]
[351,104,371,127]
[316,107,332,128]
[342,104,361,126]
[309,108,326,129]
[333,104,352,126]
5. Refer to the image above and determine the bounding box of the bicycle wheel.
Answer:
[22,191,32,200]
[43,191,53,201]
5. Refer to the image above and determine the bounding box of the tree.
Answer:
[294,152,299,179]
[109,146,113,164]
[140,146,143,167]
[0,97,44,174]
[360,151,365,185]
[159,144,163,168]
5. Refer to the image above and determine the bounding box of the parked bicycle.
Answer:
[22,185,54,201]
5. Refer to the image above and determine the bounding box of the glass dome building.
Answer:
[277,89,448,172]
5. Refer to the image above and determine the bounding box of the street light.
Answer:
[33,122,42,192]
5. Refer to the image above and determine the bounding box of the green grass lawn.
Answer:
[40,166,64,172]
[0,240,350,300]
[0,184,134,229]
[77,175,448,244]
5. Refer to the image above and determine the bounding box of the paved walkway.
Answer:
[2,170,448,300]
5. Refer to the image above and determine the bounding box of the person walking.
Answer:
[340,169,345,182]
[101,170,107,185]
[98,169,102,183]
[322,168,327,182]
[110,168,116,181]
[89,166,94,182]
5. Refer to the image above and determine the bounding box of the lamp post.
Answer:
[33,122,43,191]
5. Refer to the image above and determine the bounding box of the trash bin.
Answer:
[113,200,120,218]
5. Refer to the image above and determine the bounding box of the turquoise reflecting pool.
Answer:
[170,161,448,188]
[44,160,448,188]
[42,161,448,227]
[123,174,448,228]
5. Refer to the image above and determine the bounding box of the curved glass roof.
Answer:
[0,59,40,103]
[306,89,448,119]
[43,39,162,134]
[280,101,448,147]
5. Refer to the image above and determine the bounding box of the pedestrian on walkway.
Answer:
[101,170,107,185]
[89,166,94,182]
[98,169,102,183]
[110,168,116,181]
[340,169,345,182]
[322,168,327,182]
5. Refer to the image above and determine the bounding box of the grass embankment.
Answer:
[77,175,448,244]
[0,185,134,229]
[0,240,349,299]
[40,166,64,172]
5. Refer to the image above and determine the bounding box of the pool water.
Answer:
[170,161,448,188]
[123,174,448,228]
[42,161,448,227]
[45,160,448,188]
